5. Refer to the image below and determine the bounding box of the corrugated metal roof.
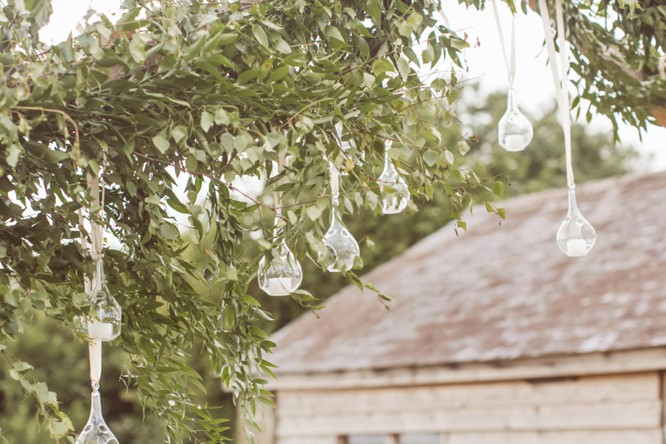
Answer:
[271,172,666,375]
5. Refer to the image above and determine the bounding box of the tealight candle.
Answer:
[88,321,115,341]
[566,239,588,257]
[265,277,296,295]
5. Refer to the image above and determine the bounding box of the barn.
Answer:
[254,171,666,444]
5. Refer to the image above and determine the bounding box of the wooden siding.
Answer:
[268,348,666,391]
[274,372,663,444]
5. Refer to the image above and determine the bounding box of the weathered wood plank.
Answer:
[276,399,661,437]
[446,430,662,444]
[278,373,659,414]
[277,438,337,444]
[267,349,666,391]
[275,430,663,444]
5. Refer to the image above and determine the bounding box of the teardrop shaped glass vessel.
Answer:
[556,186,596,257]
[76,387,119,444]
[76,259,122,341]
[321,203,360,273]
[258,225,303,296]
[498,88,533,152]
[379,147,410,214]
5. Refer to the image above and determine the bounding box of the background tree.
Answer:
[0,0,659,442]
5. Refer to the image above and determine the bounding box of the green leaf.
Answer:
[305,205,323,221]
[252,25,269,48]
[493,181,505,198]
[129,35,147,63]
[152,132,170,154]
[396,57,410,81]
[457,140,470,156]
[201,111,214,133]
[171,125,188,144]
[325,26,346,44]
[444,149,455,165]
[33,382,57,406]
[218,33,238,46]
[269,66,290,83]
[423,151,438,167]
[6,144,22,167]
[366,0,381,23]
[24,0,52,27]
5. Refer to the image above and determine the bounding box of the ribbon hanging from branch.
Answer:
[492,0,533,152]
[538,0,597,258]
[257,150,303,297]
[538,0,575,186]
[491,0,517,86]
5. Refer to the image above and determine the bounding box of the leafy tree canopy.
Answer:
[0,0,660,442]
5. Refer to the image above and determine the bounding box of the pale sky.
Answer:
[41,0,666,170]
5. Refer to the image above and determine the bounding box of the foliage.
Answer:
[0,0,654,442]
[281,87,638,335]
[459,0,666,132]
[0,0,480,441]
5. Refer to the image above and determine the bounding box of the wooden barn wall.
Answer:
[273,372,663,444]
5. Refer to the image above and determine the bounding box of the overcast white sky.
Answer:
[41,0,666,170]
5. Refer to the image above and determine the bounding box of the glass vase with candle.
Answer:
[75,258,122,341]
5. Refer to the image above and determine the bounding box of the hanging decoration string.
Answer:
[329,161,340,202]
[538,0,575,187]
[85,168,105,388]
[257,149,303,297]
[274,153,284,217]
[539,0,597,258]
[492,0,532,153]
[491,0,517,85]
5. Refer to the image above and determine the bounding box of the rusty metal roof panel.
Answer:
[271,172,666,375]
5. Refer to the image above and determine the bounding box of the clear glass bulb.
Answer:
[321,202,360,272]
[379,148,410,214]
[258,231,303,296]
[556,186,596,257]
[75,259,122,341]
[498,88,533,152]
[76,386,119,444]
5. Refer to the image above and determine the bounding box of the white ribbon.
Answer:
[89,339,102,389]
[81,163,106,388]
[329,161,340,199]
[491,0,517,85]
[538,0,575,187]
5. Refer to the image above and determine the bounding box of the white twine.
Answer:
[491,0,517,85]
[539,0,575,188]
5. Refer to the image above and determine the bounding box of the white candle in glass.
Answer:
[566,239,588,257]
[88,321,115,341]
[265,277,294,295]
[504,135,528,151]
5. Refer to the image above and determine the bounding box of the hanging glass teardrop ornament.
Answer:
[498,88,533,152]
[379,142,410,214]
[321,197,360,273]
[75,258,122,341]
[76,383,119,444]
[258,218,303,296]
[556,186,596,257]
